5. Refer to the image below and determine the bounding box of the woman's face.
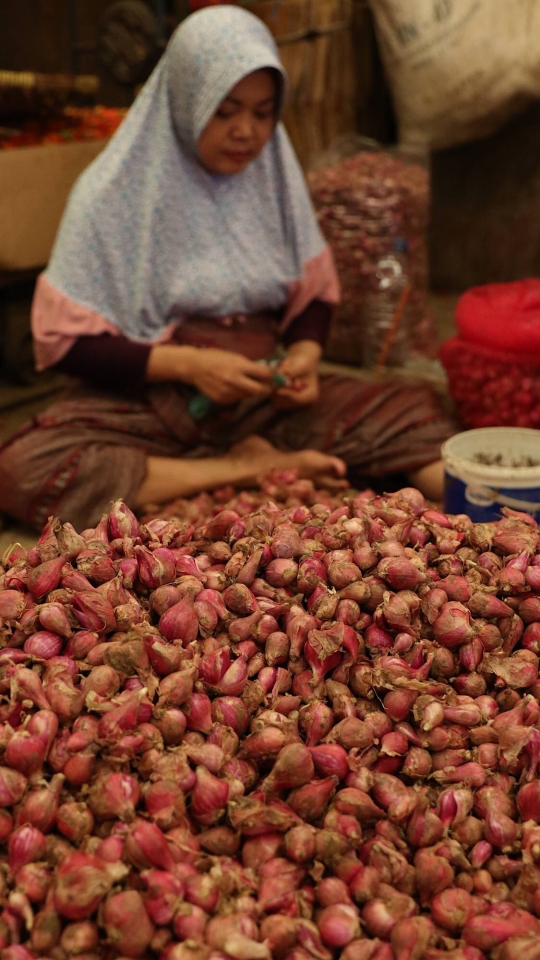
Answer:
[198,68,278,175]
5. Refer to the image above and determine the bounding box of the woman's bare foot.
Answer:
[229,436,348,492]
[136,437,348,508]
[409,460,444,503]
[293,449,349,492]
[228,436,275,461]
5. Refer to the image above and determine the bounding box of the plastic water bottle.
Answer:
[362,237,411,371]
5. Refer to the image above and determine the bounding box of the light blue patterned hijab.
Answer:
[45,5,328,342]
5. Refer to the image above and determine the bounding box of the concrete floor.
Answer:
[0,292,459,551]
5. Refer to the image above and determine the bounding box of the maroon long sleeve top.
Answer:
[55,300,332,389]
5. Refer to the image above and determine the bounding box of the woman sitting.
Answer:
[0,6,454,532]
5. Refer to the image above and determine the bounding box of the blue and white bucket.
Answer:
[442,427,540,522]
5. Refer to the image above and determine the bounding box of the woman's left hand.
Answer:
[273,340,322,408]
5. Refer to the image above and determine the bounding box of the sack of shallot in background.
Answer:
[440,279,540,429]
[308,135,437,369]
[369,0,540,150]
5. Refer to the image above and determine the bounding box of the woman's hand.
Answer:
[146,344,273,404]
[189,348,274,404]
[274,340,322,408]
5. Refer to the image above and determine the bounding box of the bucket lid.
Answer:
[442,427,540,490]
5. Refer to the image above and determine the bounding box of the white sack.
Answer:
[369,0,540,149]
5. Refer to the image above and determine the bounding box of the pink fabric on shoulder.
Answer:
[281,246,340,333]
[32,275,177,371]
[32,275,119,370]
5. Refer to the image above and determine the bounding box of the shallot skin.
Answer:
[0,492,539,957]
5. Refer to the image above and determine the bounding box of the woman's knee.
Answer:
[0,432,51,525]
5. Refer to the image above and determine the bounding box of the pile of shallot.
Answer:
[0,475,540,960]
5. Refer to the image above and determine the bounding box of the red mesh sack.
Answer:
[440,280,540,429]
[457,279,540,360]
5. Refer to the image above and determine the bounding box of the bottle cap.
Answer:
[188,393,213,420]
[393,238,408,254]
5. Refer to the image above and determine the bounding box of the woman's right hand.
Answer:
[146,344,273,404]
[189,347,272,404]
[188,348,273,404]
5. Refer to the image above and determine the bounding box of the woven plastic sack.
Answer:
[440,279,540,429]
[308,135,437,366]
